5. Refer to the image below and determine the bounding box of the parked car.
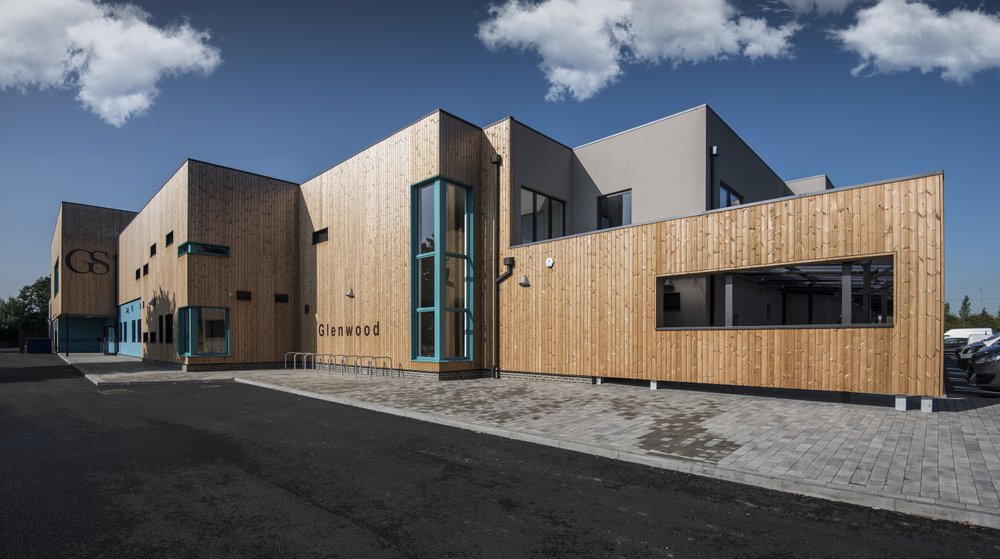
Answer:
[957,332,1000,369]
[968,344,1000,390]
[945,336,969,354]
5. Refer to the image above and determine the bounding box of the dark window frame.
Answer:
[520,186,566,244]
[177,242,230,257]
[597,189,632,230]
[142,263,149,276]
[165,231,174,247]
[236,291,252,301]
[655,255,895,331]
[150,243,157,257]
[718,182,743,209]
[275,293,289,303]
[312,228,329,245]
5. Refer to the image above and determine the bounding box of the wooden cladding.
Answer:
[499,174,944,397]
[50,202,136,319]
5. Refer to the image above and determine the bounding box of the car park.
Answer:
[957,332,1000,369]
[968,344,1000,390]
[945,336,969,354]
[945,328,993,340]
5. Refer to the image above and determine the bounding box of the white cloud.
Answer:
[478,0,801,101]
[774,0,865,15]
[0,0,221,126]
[835,0,1000,82]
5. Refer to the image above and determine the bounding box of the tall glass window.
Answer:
[178,307,230,356]
[520,187,565,243]
[411,177,474,361]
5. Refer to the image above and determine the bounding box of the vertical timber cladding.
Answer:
[184,161,299,366]
[500,174,944,397]
[53,202,137,318]
[118,163,189,364]
[300,110,486,373]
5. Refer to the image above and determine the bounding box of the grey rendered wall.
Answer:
[510,120,573,245]
[706,108,792,206]
[786,174,835,195]
[570,106,708,233]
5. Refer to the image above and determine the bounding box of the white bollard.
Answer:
[895,395,907,411]
[921,397,934,413]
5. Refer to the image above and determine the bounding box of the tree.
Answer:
[959,295,972,323]
[0,276,50,341]
[944,302,960,331]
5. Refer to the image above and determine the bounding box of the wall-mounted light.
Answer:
[518,275,530,287]
[345,289,355,298]
[663,278,674,289]
[545,257,554,269]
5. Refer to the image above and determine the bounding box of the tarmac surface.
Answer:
[3,353,1000,557]
[67,351,1000,528]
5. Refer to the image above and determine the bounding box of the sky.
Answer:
[1,0,998,312]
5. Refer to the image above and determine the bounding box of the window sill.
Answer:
[411,357,473,363]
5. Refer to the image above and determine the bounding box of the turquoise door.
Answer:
[118,298,142,357]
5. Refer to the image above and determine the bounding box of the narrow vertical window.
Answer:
[165,313,173,344]
[411,178,474,361]
[53,258,59,296]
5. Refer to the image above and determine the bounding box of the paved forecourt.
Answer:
[62,353,1000,529]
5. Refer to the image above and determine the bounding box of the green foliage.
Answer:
[945,294,1000,333]
[959,295,972,322]
[0,276,50,341]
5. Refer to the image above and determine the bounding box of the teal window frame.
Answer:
[177,241,230,257]
[410,176,474,362]
[177,306,230,357]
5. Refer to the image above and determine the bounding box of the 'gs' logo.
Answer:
[66,249,110,275]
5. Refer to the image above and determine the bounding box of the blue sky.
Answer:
[1,0,998,312]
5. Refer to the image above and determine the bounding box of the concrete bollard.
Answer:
[895,395,907,411]
[650,380,659,390]
[921,397,934,413]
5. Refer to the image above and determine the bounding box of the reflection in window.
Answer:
[717,183,743,209]
[418,184,435,254]
[520,187,565,243]
[656,257,894,328]
[598,190,631,229]
[178,307,230,356]
[411,178,474,361]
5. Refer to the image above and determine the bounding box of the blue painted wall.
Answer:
[117,298,142,357]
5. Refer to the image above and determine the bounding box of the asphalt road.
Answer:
[2,354,999,558]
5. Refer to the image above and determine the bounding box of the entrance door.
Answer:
[118,298,142,357]
[104,325,116,354]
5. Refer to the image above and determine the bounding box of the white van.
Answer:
[944,328,993,341]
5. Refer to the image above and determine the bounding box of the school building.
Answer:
[48,105,945,397]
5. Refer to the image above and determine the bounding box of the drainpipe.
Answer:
[113,253,119,355]
[491,154,513,379]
